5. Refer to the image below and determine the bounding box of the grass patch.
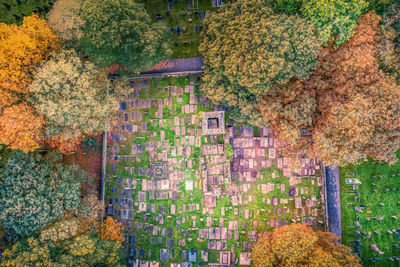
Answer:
[340,151,400,267]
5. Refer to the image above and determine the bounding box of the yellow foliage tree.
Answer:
[0,14,60,101]
[252,224,361,267]
[100,217,124,242]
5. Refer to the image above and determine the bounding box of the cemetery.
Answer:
[104,76,325,265]
[139,0,219,58]
[2,0,400,265]
[340,156,400,267]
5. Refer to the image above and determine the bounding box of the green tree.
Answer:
[200,0,320,125]
[0,151,83,236]
[268,0,301,14]
[301,0,368,46]
[379,2,400,81]
[80,0,172,72]
[29,49,122,143]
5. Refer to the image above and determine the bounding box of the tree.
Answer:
[79,191,104,223]
[1,234,125,266]
[379,2,400,81]
[258,11,400,166]
[47,0,84,48]
[251,223,361,267]
[199,0,320,125]
[0,15,60,103]
[268,0,301,14]
[100,217,124,242]
[0,15,59,152]
[1,238,53,266]
[301,0,368,47]
[0,151,83,236]
[0,104,44,152]
[258,80,316,148]
[80,0,172,72]
[40,218,81,243]
[308,11,400,166]
[29,49,121,145]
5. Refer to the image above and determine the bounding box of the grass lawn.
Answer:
[340,151,400,267]
[0,0,52,24]
[139,0,219,58]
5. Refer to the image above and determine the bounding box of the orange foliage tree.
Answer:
[100,217,124,242]
[309,11,400,166]
[0,104,44,152]
[258,11,400,166]
[0,15,60,151]
[251,223,361,267]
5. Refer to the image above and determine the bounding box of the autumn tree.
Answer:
[80,0,172,72]
[0,151,83,236]
[308,11,400,166]
[258,80,316,149]
[258,11,400,166]
[29,49,121,147]
[1,234,125,266]
[47,0,84,48]
[100,217,125,242]
[200,0,320,125]
[0,15,59,152]
[40,218,81,243]
[0,14,60,105]
[252,223,361,267]
[301,0,368,47]
[0,104,44,152]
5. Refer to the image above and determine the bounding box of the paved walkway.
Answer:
[325,166,342,241]
[139,57,204,77]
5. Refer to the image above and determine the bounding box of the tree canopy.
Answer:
[0,104,44,152]
[379,2,400,81]
[29,49,121,145]
[251,223,361,267]
[308,11,400,166]
[301,0,368,46]
[80,0,172,72]
[258,11,400,166]
[0,15,60,152]
[1,233,125,266]
[200,0,320,125]
[47,0,84,48]
[0,151,83,236]
[0,15,60,104]
[100,217,124,242]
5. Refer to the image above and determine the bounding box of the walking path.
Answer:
[324,165,342,241]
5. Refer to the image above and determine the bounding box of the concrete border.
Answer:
[100,130,107,223]
[321,163,330,233]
